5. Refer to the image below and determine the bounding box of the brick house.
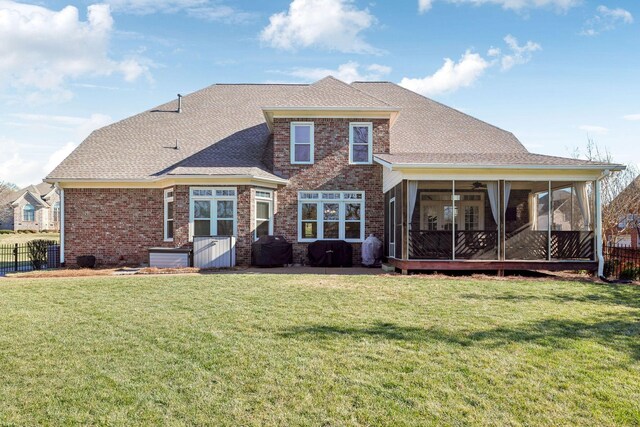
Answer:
[46,77,622,274]
[0,183,60,232]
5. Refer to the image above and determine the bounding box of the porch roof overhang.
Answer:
[262,106,400,131]
[47,173,289,189]
[375,153,625,193]
[374,152,625,172]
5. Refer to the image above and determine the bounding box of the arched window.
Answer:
[23,204,35,222]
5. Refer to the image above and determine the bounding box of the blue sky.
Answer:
[1,0,638,187]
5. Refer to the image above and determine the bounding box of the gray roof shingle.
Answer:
[47,77,615,181]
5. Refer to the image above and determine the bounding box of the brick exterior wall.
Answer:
[63,118,390,267]
[271,117,389,264]
[64,185,253,267]
[64,188,167,266]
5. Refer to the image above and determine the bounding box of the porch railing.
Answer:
[409,230,498,260]
[409,229,594,261]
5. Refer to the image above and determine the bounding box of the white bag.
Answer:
[362,234,383,266]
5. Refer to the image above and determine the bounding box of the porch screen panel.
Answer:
[550,182,595,260]
[454,182,498,260]
[409,182,453,260]
[504,182,549,260]
[395,182,403,259]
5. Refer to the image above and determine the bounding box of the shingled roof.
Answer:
[47,76,614,182]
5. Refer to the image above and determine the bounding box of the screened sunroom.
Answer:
[377,153,622,274]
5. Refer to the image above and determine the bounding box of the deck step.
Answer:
[381,263,396,273]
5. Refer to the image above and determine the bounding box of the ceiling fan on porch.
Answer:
[472,181,487,190]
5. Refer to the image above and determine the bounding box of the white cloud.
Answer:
[0,113,113,186]
[399,51,491,96]
[417,0,581,14]
[43,142,77,176]
[0,138,41,187]
[578,125,608,134]
[105,0,256,22]
[501,34,541,70]
[285,61,391,83]
[418,0,433,13]
[623,114,640,121]
[260,0,380,54]
[106,0,206,14]
[581,5,634,36]
[0,1,151,100]
[399,35,541,96]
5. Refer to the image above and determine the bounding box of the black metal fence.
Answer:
[0,240,60,275]
[604,244,640,280]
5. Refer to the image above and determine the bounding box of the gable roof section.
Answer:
[10,184,55,207]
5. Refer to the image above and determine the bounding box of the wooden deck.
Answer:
[387,258,598,273]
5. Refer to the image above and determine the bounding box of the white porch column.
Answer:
[595,178,604,277]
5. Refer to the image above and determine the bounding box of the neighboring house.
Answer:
[0,183,61,232]
[46,77,622,274]
[607,176,640,248]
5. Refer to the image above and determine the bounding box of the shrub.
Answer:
[619,263,640,281]
[27,239,53,270]
[603,259,619,278]
[0,230,14,235]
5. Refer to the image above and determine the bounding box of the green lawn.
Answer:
[0,232,59,245]
[0,274,638,426]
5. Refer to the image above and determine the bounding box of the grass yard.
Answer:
[0,232,59,245]
[0,274,638,426]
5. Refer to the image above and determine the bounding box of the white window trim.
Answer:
[254,190,274,240]
[349,122,373,165]
[188,187,237,242]
[297,191,365,243]
[164,188,174,242]
[290,121,314,165]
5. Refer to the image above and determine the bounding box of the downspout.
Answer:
[55,183,64,266]
[596,170,610,278]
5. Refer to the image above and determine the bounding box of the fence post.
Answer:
[13,243,18,272]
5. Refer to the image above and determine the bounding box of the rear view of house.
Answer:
[46,77,622,274]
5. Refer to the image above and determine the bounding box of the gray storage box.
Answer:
[148,247,192,268]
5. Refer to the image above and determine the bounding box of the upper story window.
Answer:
[164,189,174,241]
[349,122,373,165]
[290,122,314,164]
[23,204,35,222]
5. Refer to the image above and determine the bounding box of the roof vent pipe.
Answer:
[177,94,182,113]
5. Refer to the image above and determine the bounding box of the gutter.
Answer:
[373,157,626,171]
[44,174,289,186]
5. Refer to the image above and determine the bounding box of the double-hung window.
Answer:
[255,190,273,239]
[23,204,35,222]
[190,188,237,240]
[290,122,314,164]
[298,191,365,242]
[164,189,174,241]
[349,122,373,164]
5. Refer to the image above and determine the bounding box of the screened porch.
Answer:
[385,179,596,268]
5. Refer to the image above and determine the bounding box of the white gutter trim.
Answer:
[262,106,400,112]
[373,157,626,171]
[55,183,64,265]
[45,174,289,185]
